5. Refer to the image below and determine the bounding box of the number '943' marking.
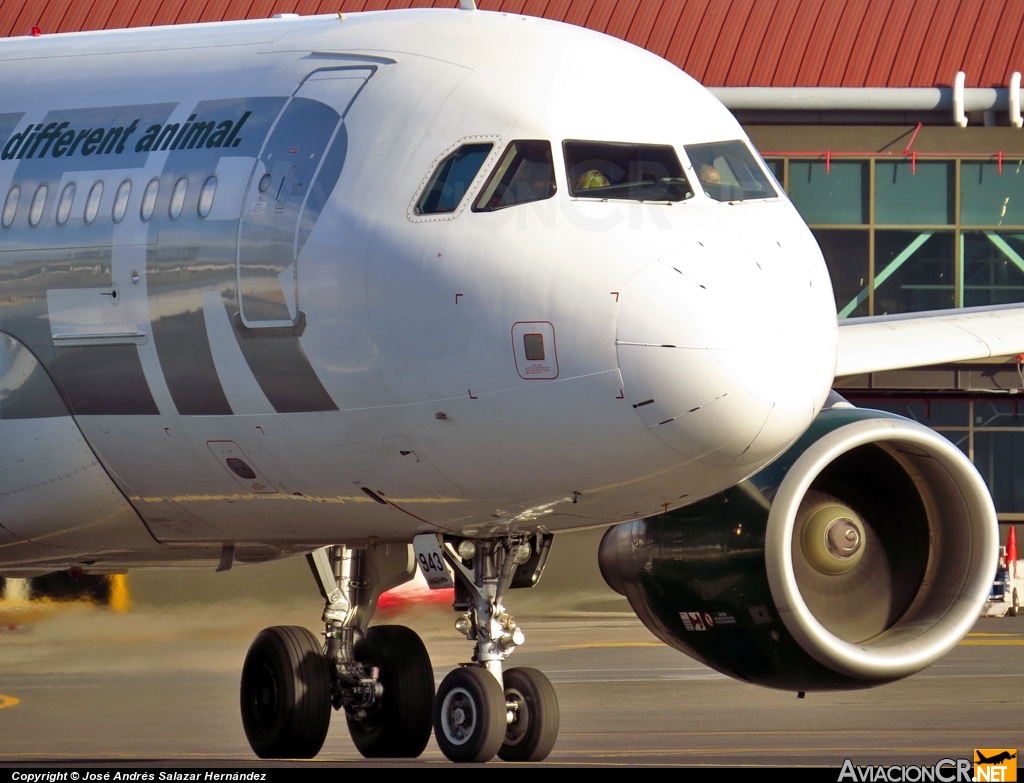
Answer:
[412,533,454,589]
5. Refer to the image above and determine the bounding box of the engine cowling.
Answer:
[599,403,998,690]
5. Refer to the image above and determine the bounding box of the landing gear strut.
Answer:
[433,534,560,763]
[239,543,431,759]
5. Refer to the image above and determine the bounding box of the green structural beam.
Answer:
[984,231,1024,276]
[838,231,933,319]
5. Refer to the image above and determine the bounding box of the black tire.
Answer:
[433,666,506,763]
[498,667,559,761]
[1011,589,1019,617]
[240,626,331,759]
[347,625,435,758]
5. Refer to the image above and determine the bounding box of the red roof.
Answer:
[3,0,1023,88]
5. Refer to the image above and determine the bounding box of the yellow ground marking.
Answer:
[0,694,20,710]
[959,639,1024,645]
[966,632,1021,637]
[554,641,666,649]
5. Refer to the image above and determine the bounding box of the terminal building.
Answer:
[3,0,1023,527]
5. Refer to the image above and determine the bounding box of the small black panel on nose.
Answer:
[523,333,545,361]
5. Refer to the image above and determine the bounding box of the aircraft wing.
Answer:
[836,302,1024,377]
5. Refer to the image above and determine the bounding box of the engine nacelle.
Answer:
[599,404,998,690]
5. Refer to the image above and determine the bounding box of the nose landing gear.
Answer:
[434,664,507,762]
[434,535,560,763]
[498,666,560,761]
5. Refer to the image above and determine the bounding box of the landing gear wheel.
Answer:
[347,625,435,757]
[433,666,506,763]
[240,626,331,759]
[498,667,559,761]
[1011,589,1020,617]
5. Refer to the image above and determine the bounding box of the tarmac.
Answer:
[0,530,1022,767]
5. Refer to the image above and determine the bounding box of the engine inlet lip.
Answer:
[765,414,998,681]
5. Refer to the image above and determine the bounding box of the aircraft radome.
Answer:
[0,4,1018,763]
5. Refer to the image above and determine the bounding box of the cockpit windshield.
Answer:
[684,140,777,202]
[473,140,556,212]
[416,143,493,215]
[563,140,693,202]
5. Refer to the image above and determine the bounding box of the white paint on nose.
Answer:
[616,245,835,468]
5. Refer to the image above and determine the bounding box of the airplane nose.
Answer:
[616,250,834,467]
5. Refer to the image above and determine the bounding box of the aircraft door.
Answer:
[237,67,372,329]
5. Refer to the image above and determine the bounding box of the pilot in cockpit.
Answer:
[697,163,721,186]
[574,169,611,191]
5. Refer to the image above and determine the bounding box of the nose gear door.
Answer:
[237,67,372,329]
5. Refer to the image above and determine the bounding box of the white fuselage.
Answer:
[0,9,837,572]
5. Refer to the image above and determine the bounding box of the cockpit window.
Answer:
[473,140,555,212]
[684,140,777,202]
[563,140,693,202]
[416,143,493,215]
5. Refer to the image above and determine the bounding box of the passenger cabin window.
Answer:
[197,175,217,219]
[28,185,47,227]
[684,141,777,202]
[416,143,493,214]
[2,186,20,228]
[55,183,76,226]
[473,140,556,212]
[564,141,693,202]
[140,178,159,222]
[84,181,103,225]
[169,177,188,220]
[112,179,131,223]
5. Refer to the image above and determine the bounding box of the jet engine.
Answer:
[599,402,998,690]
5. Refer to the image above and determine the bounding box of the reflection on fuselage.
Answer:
[0,11,838,574]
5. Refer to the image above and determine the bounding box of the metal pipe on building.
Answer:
[709,72,1024,128]
[953,71,967,127]
[708,85,1005,111]
[1010,72,1022,128]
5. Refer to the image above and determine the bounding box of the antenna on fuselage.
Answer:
[460,0,477,9]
